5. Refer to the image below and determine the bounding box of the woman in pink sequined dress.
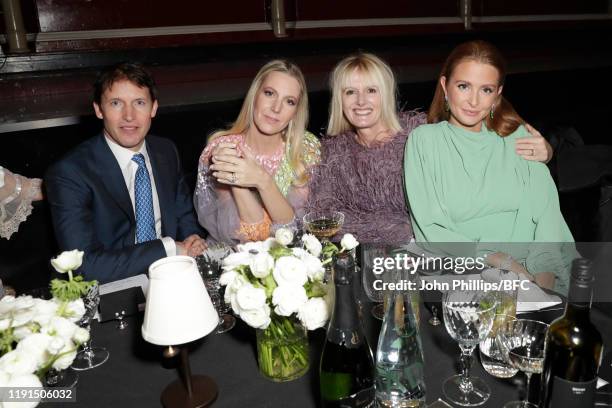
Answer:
[194,60,320,245]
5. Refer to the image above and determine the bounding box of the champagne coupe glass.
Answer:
[302,210,344,245]
[442,290,498,406]
[501,319,549,408]
[71,284,110,370]
[196,252,236,334]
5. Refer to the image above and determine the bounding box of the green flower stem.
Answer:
[257,316,309,381]
[35,346,79,379]
[67,270,73,282]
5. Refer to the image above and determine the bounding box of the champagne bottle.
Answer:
[320,252,375,408]
[540,258,604,408]
[375,268,426,407]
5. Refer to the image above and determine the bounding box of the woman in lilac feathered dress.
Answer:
[306,53,552,245]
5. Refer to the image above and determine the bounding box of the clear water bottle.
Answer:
[375,268,426,408]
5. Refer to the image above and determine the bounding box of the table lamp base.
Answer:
[161,375,218,408]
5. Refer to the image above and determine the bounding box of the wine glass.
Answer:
[71,284,110,370]
[361,245,388,319]
[302,210,344,245]
[442,290,498,406]
[478,314,519,378]
[501,319,549,408]
[196,253,235,334]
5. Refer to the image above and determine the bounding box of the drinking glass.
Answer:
[442,290,498,406]
[361,245,388,320]
[501,319,549,408]
[71,284,110,370]
[479,314,519,378]
[196,254,235,334]
[302,210,344,244]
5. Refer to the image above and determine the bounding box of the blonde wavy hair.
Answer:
[327,53,401,136]
[209,60,310,185]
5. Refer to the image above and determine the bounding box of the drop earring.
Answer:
[490,103,495,119]
[444,96,450,112]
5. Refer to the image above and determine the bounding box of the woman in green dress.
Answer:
[404,40,575,294]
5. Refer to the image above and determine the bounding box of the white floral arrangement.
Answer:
[220,228,359,331]
[0,250,93,405]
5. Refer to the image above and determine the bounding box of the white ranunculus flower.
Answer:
[12,325,35,341]
[249,252,275,279]
[32,299,59,326]
[275,228,294,246]
[51,341,77,371]
[297,297,329,330]
[291,247,309,258]
[16,333,52,368]
[47,336,65,355]
[219,270,238,287]
[222,251,253,272]
[50,249,84,273]
[273,256,308,287]
[0,319,10,331]
[64,298,86,322]
[5,373,42,408]
[0,350,38,376]
[272,285,308,316]
[10,309,35,328]
[13,296,35,311]
[73,327,90,344]
[240,304,271,329]
[262,237,280,251]
[224,274,248,305]
[235,241,266,254]
[300,252,325,282]
[340,233,359,251]
[235,284,267,311]
[0,295,16,315]
[41,316,77,341]
[302,234,322,257]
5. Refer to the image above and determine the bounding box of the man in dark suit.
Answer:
[46,63,206,283]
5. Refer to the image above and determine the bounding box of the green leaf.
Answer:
[50,276,98,302]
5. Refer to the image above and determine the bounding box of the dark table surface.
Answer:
[45,286,612,408]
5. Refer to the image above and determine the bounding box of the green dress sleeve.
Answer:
[524,161,576,293]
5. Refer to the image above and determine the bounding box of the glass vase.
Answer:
[256,316,309,382]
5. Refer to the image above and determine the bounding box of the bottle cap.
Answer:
[570,258,594,288]
[333,252,355,285]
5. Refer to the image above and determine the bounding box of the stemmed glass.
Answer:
[196,253,235,334]
[71,284,110,370]
[442,290,498,406]
[302,210,344,245]
[361,245,388,319]
[501,319,549,408]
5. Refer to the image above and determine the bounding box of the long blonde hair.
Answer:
[209,60,310,184]
[428,40,523,136]
[327,53,401,136]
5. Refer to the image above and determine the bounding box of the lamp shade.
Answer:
[142,256,219,345]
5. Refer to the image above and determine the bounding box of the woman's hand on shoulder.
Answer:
[209,143,271,190]
[515,123,553,163]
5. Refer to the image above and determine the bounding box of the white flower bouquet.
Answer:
[220,228,358,381]
[0,249,96,405]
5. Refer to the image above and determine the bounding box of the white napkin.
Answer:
[517,280,562,313]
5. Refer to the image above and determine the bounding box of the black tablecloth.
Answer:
[46,293,612,408]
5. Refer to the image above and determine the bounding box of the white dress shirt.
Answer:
[104,135,176,256]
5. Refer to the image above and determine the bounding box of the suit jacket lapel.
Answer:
[147,139,174,236]
[93,133,135,224]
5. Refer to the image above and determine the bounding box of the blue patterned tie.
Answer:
[131,153,156,243]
